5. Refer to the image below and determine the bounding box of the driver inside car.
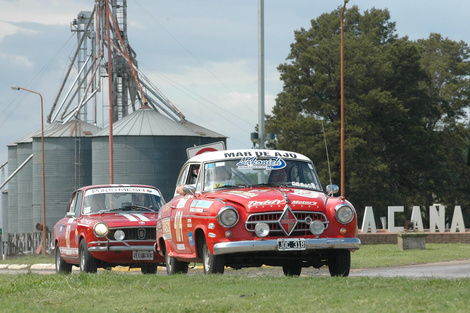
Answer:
[205,164,234,190]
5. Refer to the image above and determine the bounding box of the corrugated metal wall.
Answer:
[92,135,208,200]
[7,145,17,234]
[16,142,33,232]
[32,135,94,230]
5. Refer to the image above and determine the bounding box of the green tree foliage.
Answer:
[266,6,470,223]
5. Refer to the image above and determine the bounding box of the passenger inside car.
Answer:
[84,193,107,213]
[268,168,288,184]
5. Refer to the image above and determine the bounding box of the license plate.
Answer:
[132,250,154,260]
[277,238,306,251]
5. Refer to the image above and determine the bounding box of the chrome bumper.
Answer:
[88,241,155,252]
[213,238,361,255]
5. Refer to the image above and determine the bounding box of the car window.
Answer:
[201,158,322,192]
[83,187,164,214]
[74,191,82,216]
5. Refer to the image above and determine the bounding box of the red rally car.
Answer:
[156,149,361,277]
[54,184,165,274]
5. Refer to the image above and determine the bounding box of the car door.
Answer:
[169,163,200,255]
[60,190,83,262]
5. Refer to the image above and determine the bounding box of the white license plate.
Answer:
[277,238,306,251]
[132,250,154,260]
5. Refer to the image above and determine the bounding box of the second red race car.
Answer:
[54,184,165,274]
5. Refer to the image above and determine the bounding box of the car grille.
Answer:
[246,210,328,236]
[107,227,156,241]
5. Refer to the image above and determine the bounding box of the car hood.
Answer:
[86,211,158,227]
[208,187,327,213]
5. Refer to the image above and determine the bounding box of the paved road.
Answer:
[1,260,470,278]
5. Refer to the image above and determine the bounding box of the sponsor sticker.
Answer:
[236,156,286,170]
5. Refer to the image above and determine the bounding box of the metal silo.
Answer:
[32,119,101,231]
[92,107,226,199]
[6,145,17,234]
[16,139,33,233]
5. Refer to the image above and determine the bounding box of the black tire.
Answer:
[141,263,158,274]
[55,243,72,274]
[202,239,224,274]
[164,245,188,275]
[328,249,351,277]
[282,262,302,276]
[79,239,97,273]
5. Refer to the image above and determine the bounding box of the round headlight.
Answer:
[335,204,354,224]
[255,222,270,238]
[114,230,125,241]
[217,207,239,228]
[309,220,325,236]
[93,222,109,237]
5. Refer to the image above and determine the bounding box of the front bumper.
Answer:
[87,240,156,252]
[213,237,361,255]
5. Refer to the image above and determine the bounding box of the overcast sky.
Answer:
[0,0,469,166]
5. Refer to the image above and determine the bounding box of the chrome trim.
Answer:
[87,240,156,252]
[246,210,329,234]
[212,238,361,255]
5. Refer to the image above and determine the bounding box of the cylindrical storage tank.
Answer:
[1,189,7,233]
[16,141,33,233]
[6,145,18,234]
[32,119,101,231]
[92,107,226,200]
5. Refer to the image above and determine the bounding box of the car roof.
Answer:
[78,184,159,192]
[187,149,311,163]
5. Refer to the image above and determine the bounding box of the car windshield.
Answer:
[201,158,322,192]
[82,187,164,215]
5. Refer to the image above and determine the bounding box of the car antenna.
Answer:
[321,119,333,190]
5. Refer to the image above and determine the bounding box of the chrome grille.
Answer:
[246,211,328,235]
[107,227,156,241]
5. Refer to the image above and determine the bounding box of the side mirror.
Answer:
[66,211,76,218]
[326,184,339,195]
[183,185,196,195]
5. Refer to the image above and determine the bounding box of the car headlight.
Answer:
[335,204,355,224]
[217,206,239,228]
[93,222,109,237]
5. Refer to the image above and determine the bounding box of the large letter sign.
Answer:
[361,206,376,233]
[429,205,445,233]
[410,206,424,231]
[450,206,466,233]
[388,206,404,233]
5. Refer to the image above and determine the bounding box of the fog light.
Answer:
[225,230,233,238]
[114,230,125,241]
[309,220,325,236]
[340,227,347,235]
[255,223,270,238]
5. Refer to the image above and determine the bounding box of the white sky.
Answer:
[0,0,469,166]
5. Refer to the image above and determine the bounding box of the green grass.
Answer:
[0,272,469,312]
[1,244,470,312]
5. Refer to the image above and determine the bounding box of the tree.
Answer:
[266,6,470,223]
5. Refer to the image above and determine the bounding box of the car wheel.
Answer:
[328,249,351,277]
[282,263,302,276]
[202,239,224,274]
[55,243,72,274]
[79,239,97,273]
[164,245,188,275]
[141,263,158,274]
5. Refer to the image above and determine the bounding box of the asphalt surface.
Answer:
[1,260,470,278]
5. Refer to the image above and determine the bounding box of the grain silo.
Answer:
[92,106,226,199]
[32,119,102,230]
